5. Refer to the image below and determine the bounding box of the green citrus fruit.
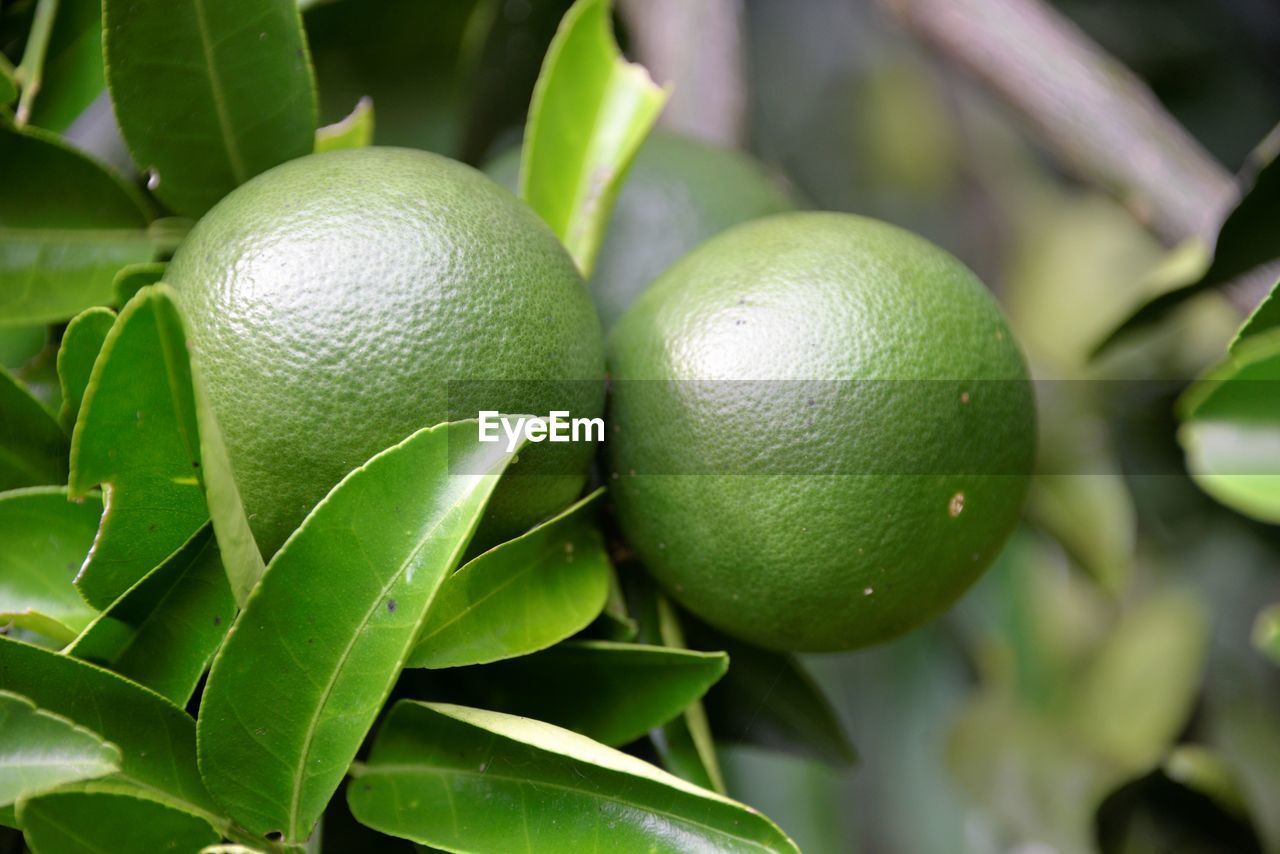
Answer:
[488,132,795,329]
[607,211,1035,651]
[168,147,603,558]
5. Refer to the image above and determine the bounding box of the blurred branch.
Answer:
[619,0,746,147]
[878,0,1236,246]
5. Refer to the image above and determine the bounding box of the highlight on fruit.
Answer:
[1,0,1276,851]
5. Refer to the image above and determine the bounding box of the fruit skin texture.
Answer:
[168,147,603,558]
[489,132,795,329]
[607,212,1035,652]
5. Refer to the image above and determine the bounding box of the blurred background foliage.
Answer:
[3,0,1279,851]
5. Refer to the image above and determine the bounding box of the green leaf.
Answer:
[1097,126,1280,351]
[429,640,728,747]
[408,488,609,669]
[65,524,233,706]
[1163,745,1248,818]
[27,0,106,132]
[0,367,68,491]
[189,363,265,607]
[520,0,667,275]
[1230,275,1280,353]
[0,324,49,370]
[948,590,1210,852]
[56,307,114,432]
[0,486,100,644]
[110,261,165,307]
[103,0,318,217]
[684,618,856,766]
[68,287,207,608]
[1252,602,1280,665]
[1068,591,1209,771]
[18,785,220,853]
[197,420,522,843]
[0,125,153,328]
[1179,330,1280,522]
[314,96,373,152]
[1028,474,1134,596]
[349,700,798,852]
[0,637,224,832]
[0,690,120,808]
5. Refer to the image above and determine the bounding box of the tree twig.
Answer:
[878,0,1236,246]
[619,0,747,147]
[14,0,59,127]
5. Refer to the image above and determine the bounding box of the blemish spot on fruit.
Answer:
[386,598,397,613]
[564,541,574,555]
[949,491,965,518]
[960,391,970,404]
[863,586,874,596]
[657,542,666,550]
[611,471,620,480]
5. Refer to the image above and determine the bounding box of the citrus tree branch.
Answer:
[878,0,1236,246]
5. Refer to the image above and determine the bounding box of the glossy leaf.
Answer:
[189,365,266,607]
[1230,276,1280,352]
[1098,127,1280,349]
[110,261,166,307]
[56,307,114,432]
[1179,330,1280,522]
[520,0,667,275]
[66,524,233,706]
[408,489,609,669]
[0,125,152,327]
[684,618,856,766]
[27,0,105,132]
[349,701,798,852]
[0,368,68,491]
[103,0,318,216]
[314,96,374,152]
[429,640,728,747]
[198,421,521,843]
[0,637,225,833]
[0,487,100,643]
[68,287,207,608]
[18,786,220,853]
[0,690,120,808]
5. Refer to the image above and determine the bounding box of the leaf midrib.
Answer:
[284,488,480,838]
[417,537,567,644]
[190,0,249,184]
[358,763,782,852]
